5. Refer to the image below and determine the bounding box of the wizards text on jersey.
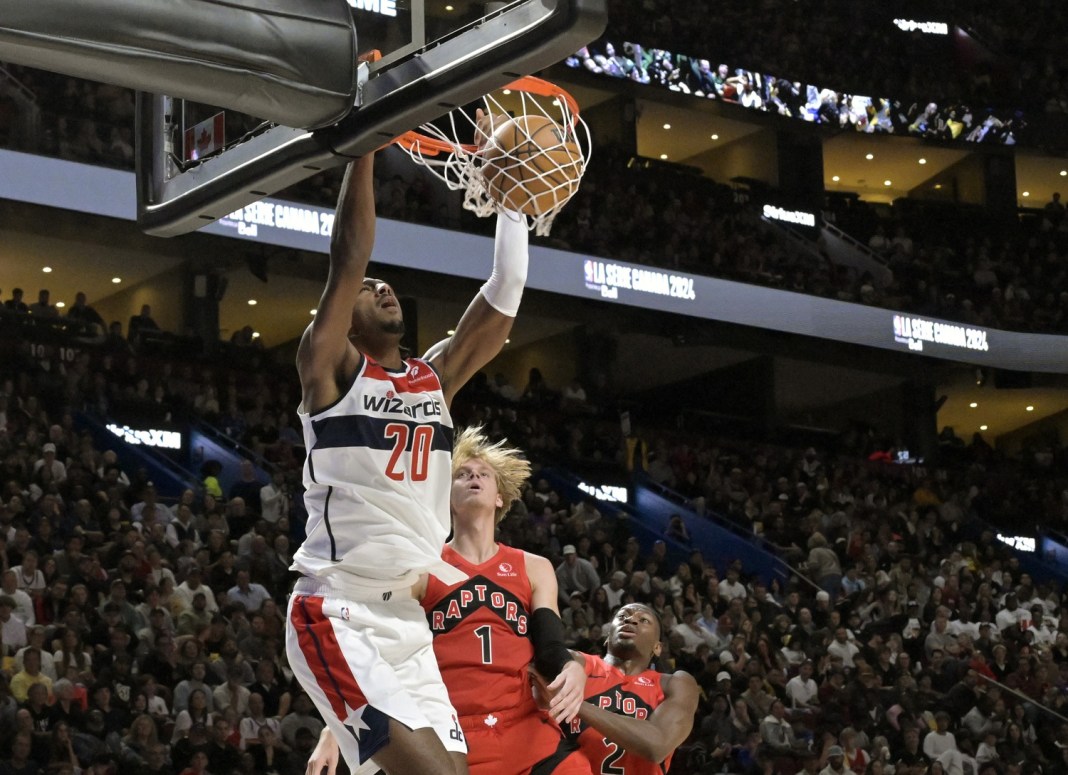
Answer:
[362,393,443,419]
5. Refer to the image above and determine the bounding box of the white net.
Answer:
[395,77,591,236]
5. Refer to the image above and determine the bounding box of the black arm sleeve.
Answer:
[530,607,572,680]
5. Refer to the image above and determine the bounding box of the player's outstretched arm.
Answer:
[577,670,699,763]
[307,726,340,775]
[526,552,585,724]
[426,207,528,405]
[297,153,375,410]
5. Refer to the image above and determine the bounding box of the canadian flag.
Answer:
[183,112,225,161]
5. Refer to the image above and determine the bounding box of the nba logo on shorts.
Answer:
[340,607,350,620]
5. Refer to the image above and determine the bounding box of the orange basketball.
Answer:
[481,115,583,216]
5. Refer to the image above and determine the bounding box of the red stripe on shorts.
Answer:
[291,595,370,720]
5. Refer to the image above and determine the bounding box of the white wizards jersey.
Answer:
[292,355,466,591]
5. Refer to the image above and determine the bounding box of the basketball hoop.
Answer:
[392,75,590,236]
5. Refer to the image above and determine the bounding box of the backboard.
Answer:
[136,0,606,237]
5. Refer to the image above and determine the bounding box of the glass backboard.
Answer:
[136,0,606,237]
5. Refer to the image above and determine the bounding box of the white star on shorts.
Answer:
[346,705,373,738]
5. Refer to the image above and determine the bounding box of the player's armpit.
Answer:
[431,294,513,405]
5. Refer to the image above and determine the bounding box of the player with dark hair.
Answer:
[288,141,531,775]
[542,603,699,775]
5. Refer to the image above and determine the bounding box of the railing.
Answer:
[0,64,41,149]
[817,219,895,288]
[757,215,828,268]
[188,417,279,495]
[614,474,793,587]
[0,64,38,104]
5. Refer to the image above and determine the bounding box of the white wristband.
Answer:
[480,210,528,317]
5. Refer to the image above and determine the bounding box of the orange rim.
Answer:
[390,75,581,157]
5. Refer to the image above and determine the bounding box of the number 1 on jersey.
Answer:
[474,624,493,664]
[384,423,434,481]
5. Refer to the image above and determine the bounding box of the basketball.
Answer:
[481,115,583,216]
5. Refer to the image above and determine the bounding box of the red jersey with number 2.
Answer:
[568,654,669,775]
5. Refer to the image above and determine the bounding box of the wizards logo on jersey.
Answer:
[426,576,529,636]
[567,687,655,737]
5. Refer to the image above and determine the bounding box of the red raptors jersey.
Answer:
[422,544,534,715]
[568,654,669,775]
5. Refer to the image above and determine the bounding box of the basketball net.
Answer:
[392,76,590,236]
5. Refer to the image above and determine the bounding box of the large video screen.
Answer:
[565,39,1024,145]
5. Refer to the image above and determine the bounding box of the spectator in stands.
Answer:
[673,607,719,654]
[4,288,28,313]
[759,698,807,763]
[9,647,52,702]
[1043,192,1065,230]
[32,444,66,486]
[65,291,105,331]
[14,626,55,679]
[229,325,263,349]
[784,659,819,712]
[165,505,201,551]
[127,304,160,343]
[228,459,264,519]
[175,594,210,638]
[213,666,253,717]
[259,469,289,525]
[174,567,218,614]
[555,543,601,605]
[720,565,747,601]
[206,716,241,773]
[923,711,958,761]
[805,533,843,599]
[278,692,323,747]
[600,569,629,609]
[172,687,212,745]
[0,569,33,625]
[665,514,691,544]
[102,320,132,355]
[236,691,277,749]
[27,289,58,318]
[227,570,271,613]
[2,733,38,775]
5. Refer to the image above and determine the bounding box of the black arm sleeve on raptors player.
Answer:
[530,607,572,680]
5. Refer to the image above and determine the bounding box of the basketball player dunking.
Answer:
[306,427,591,775]
[286,143,531,775]
[540,604,699,775]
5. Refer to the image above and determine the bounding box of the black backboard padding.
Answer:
[0,0,357,130]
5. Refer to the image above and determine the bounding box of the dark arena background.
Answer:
[4,1,1068,773]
